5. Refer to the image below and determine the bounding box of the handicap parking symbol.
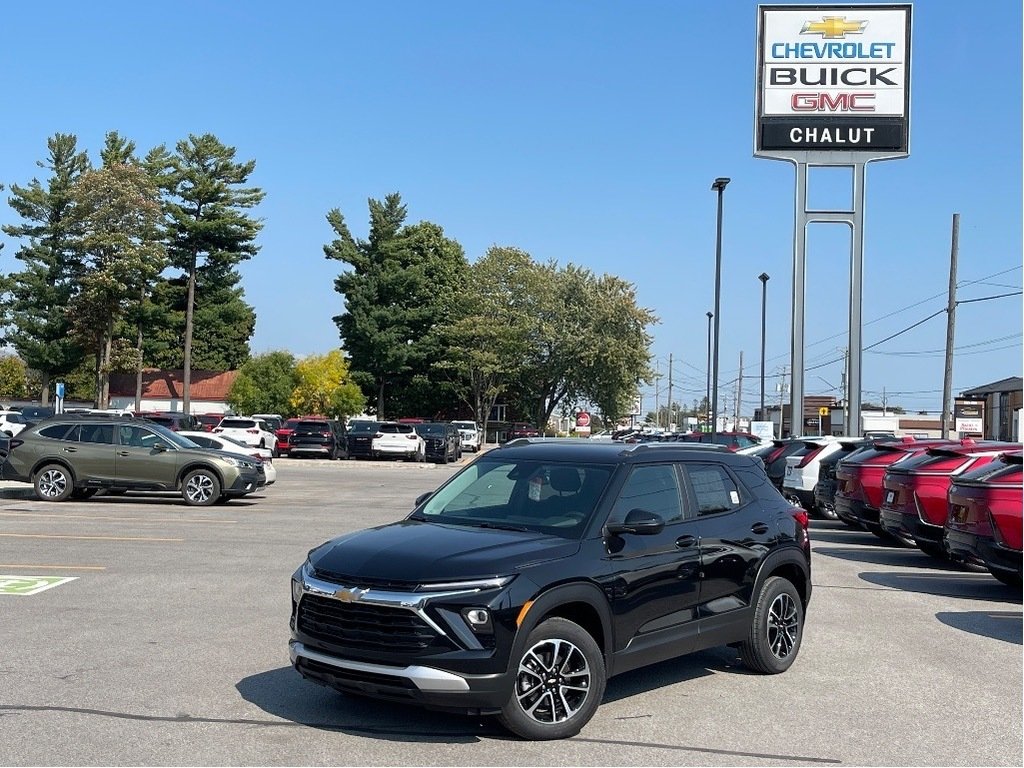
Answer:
[0,575,77,596]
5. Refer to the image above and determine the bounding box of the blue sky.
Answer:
[1,1,1020,416]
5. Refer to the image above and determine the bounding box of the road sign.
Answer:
[819,406,830,416]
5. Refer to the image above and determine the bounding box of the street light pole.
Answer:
[705,311,713,430]
[758,272,769,421]
[710,177,730,434]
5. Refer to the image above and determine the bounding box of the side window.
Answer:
[39,424,76,441]
[119,426,171,450]
[686,463,746,516]
[80,424,114,445]
[190,435,214,448]
[608,464,683,524]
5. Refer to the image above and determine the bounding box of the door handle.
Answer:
[751,522,769,535]
[61,447,77,453]
[117,451,130,457]
[675,535,697,548]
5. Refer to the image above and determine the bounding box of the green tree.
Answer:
[433,246,538,438]
[1,133,90,403]
[164,134,264,413]
[513,263,656,430]
[66,163,167,408]
[325,193,467,418]
[226,351,298,416]
[289,350,365,418]
[0,355,28,400]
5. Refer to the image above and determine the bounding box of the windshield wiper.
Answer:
[466,521,530,532]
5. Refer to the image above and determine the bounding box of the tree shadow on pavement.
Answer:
[935,610,1022,645]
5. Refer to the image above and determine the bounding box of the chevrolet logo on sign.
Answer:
[800,17,867,38]
[333,586,368,603]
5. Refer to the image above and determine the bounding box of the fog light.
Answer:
[461,607,493,633]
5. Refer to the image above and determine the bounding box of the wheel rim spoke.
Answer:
[766,593,799,659]
[515,637,591,725]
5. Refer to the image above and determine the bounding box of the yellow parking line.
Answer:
[0,512,236,524]
[0,564,107,570]
[0,533,184,543]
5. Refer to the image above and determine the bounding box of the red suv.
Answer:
[275,418,302,456]
[835,437,952,537]
[944,450,1023,587]
[879,440,1020,558]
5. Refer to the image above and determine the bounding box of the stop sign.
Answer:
[576,411,591,428]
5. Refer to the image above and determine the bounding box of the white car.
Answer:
[781,436,842,512]
[0,410,32,437]
[177,431,277,485]
[371,422,426,461]
[451,420,480,452]
[213,417,278,455]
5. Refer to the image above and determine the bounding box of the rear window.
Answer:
[379,423,413,434]
[894,450,971,474]
[219,419,255,429]
[348,421,379,434]
[297,420,330,431]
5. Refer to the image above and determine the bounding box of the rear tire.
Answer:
[33,464,74,502]
[739,576,804,674]
[497,617,605,740]
[816,503,839,521]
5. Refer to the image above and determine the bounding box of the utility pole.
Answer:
[882,387,888,416]
[667,353,673,432]
[840,347,849,436]
[654,360,661,430]
[777,364,789,437]
[941,213,960,439]
[736,351,744,431]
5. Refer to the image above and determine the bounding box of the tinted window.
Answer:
[348,421,379,434]
[687,463,744,516]
[380,423,413,434]
[79,424,114,445]
[415,424,446,436]
[219,419,256,429]
[38,424,75,440]
[118,425,173,450]
[609,464,683,523]
[188,435,216,448]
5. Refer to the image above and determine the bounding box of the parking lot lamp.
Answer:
[710,177,730,433]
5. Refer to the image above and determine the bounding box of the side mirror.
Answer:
[414,491,432,507]
[606,509,665,536]
[153,443,168,452]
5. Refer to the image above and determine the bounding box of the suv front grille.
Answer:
[311,569,420,591]
[297,595,446,654]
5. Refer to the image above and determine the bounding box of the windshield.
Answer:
[410,457,613,539]
[452,422,477,431]
[415,424,446,436]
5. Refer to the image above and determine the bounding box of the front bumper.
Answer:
[223,469,264,496]
[290,640,509,713]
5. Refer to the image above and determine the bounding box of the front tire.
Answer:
[739,576,804,674]
[34,464,74,502]
[498,617,605,740]
[182,468,221,507]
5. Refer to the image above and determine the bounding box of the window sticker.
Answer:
[730,490,740,505]
[529,476,543,502]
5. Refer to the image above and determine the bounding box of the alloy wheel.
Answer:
[766,592,799,659]
[185,473,215,504]
[38,469,68,498]
[514,638,591,725]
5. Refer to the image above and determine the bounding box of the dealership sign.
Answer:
[755,4,911,155]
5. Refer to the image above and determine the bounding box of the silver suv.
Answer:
[0,416,265,506]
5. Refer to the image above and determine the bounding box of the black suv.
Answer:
[414,422,462,464]
[289,439,811,739]
[288,418,347,460]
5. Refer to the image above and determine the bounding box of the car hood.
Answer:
[309,520,579,582]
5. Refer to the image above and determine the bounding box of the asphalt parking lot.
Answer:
[0,457,1020,766]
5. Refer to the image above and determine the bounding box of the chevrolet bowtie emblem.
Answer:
[801,16,868,38]
[334,586,368,603]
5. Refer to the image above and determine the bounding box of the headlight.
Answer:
[222,457,255,469]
